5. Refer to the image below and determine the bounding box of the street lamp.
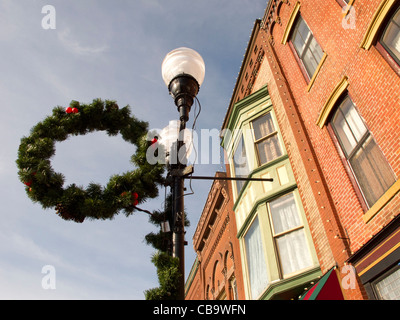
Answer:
[162,47,205,300]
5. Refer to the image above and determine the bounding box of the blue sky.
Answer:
[0,0,267,299]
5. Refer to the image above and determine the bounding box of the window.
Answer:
[373,264,400,300]
[230,277,238,300]
[233,135,249,194]
[290,15,324,79]
[269,193,313,277]
[244,216,269,299]
[330,97,396,208]
[251,113,283,166]
[381,5,400,65]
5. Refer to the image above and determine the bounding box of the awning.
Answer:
[300,267,344,300]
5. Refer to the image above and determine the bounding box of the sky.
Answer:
[0,0,268,299]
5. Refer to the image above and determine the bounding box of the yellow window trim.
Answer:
[316,75,349,128]
[307,52,328,92]
[360,0,396,50]
[363,180,400,223]
[342,0,356,18]
[281,1,301,45]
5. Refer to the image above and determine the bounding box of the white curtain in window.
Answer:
[244,217,269,299]
[270,193,301,234]
[276,229,313,276]
[270,194,313,276]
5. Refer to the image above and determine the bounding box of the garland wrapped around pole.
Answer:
[16,99,165,223]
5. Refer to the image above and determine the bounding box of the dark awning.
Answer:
[300,267,344,300]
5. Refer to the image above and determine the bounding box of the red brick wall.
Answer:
[186,171,245,300]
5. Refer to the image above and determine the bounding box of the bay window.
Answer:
[244,216,269,299]
[251,112,283,166]
[232,134,250,195]
[269,193,313,277]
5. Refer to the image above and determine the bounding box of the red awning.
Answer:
[300,267,344,300]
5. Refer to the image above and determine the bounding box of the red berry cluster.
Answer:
[121,191,140,206]
[65,107,79,114]
[24,172,36,191]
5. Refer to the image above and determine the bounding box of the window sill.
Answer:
[363,180,400,223]
[306,52,328,92]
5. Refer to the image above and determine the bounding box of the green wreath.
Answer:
[16,99,165,223]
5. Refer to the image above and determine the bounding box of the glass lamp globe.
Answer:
[161,47,205,88]
[161,47,205,121]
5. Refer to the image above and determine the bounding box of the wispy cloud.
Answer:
[58,28,108,56]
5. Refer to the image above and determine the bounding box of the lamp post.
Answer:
[161,47,205,300]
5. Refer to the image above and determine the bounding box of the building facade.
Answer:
[185,172,246,300]
[188,0,400,300]
[257,0,400,300]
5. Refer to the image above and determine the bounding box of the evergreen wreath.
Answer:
[16,99,165,223]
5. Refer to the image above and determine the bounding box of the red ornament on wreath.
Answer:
[65,107,73,114]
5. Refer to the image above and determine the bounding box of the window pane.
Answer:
[332,108,358,156]
[270,193,301,235]
[253,113,275,141]
[350,135,396,207]
[292,18,310,56]
[256,134,283,165]
[341,98,367,142]
[233,135,249,194]
[382,8,400,62]
[244,217,269,299]
[309,37,324,62]
[375,267,400,300]
[297,18,311,45]
[303,47,320,77]
[276,229,313,276]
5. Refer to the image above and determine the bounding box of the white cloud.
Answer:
[57,27,108,56]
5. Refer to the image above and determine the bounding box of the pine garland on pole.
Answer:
[144,194,190,300]
[16,99,165,223]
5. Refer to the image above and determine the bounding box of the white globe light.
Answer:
[161,47,205,87]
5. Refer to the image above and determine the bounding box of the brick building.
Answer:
[187,0,400,300]
[257,0,400,300]
[185,172,246,300]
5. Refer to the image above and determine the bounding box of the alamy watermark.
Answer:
[342,5,356,30]
[41,265,56,290]
[41,5,56,30]
[145,127,251,166]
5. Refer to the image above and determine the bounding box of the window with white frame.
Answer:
[244,216,269,299]
[251,112,283,166]
[232,134,250,195]
[268,192,313,277]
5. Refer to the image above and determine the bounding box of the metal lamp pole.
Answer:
[162,47,205,300]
